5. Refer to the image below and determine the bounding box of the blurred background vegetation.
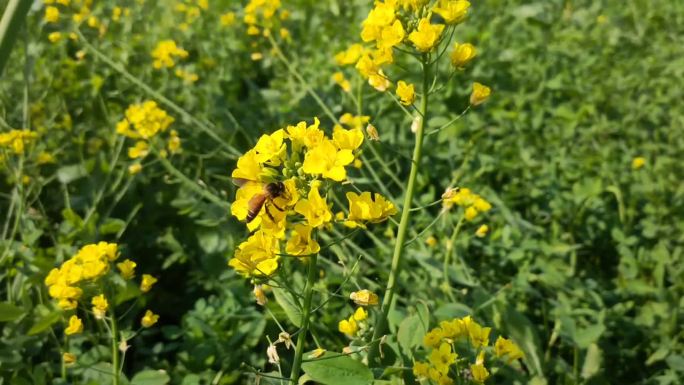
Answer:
[1,0,682,384]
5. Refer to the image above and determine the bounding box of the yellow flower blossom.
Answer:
[378,20,405,49]
[332,71,351,92]
[294,182,333,228]
[450,42,476,68]
[302,140,354,181]
[471,351,490,383]
[116,101,174,140]
[229,230,280,277]
[396,80,416,105]
[413,361,430,378]
[285,224,321,256]
[129,163,142,174]
[151,40,189,69]
[345,191,397,227]
[44,6,59,23]
[65,315,83,335]
[355,54,378,79]
[285,118,325,149]
[231,149,268,182]
[220,11,236,26]
[429,342,457,374]
[408,19,444,52]
[368,70,391,92]
[63,352,76,365]
[117,259,137,280]
[141,310,159,327]
[140,274,158,293]
[494,336,524,362]
[475,224,489,237]
[463,316,491,348]
[335,44,365,66]
[433,0,470,24]
[349,289,379,306]
[48,32,62,43]
[632,156,646,169]
[338,316,358,337]
[128,141,149,159]
[0,129,37,154]
[353,307,368,321]
[423,327,444,348]
[470,82,491,106]
[254,129,287,166]
[332,125,364,151]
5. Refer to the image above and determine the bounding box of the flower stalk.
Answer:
[368,57,431,364]
[289,253,318,383]
[110,311,120,385]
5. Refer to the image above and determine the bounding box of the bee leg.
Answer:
[264,203,277,222]
[271,201,286,212]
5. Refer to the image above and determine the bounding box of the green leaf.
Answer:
[130,370,170,385]
[57,164,88,184]
[574,324,605,349]
[99,218,126,235]
[0,302,25,322]
[397,315,425,357]
[302,352,373,385]
[581,343,602,379]
[272,287,302,327]
[28,311,61,335]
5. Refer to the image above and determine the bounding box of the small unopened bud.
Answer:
[267,344,280,364]
[253,285,267,306]
[411,116,422,133]
[119,339,130,353]
[63,352,76,365]
[366,124,379,141]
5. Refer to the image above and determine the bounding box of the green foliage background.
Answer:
[1,0,682,384]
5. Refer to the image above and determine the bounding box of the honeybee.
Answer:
[234,179,287,223]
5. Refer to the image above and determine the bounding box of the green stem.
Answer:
[443,215,465,287]
[289,253,318,384]
[0,0,31,76]
[367,58,430,365]
[153,149,231,211]
[110,313,120,385]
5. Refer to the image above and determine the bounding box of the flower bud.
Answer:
[366,124,380,141]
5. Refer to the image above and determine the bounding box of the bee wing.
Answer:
[232,178,252,187]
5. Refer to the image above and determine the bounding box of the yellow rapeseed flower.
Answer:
[349,289,379,306]
[229,230,280,277]
[141,310,159,327]
[294,182,333,228]
[433,0,470,24]
[450,42,476,68]
[151,40,189,69]
[91,294,109,319]
[396,80,416,105]
[494,336,524,362]
[475,224,489,237]
[302,140,355,181]
[65,315,83,335]
[335,44,365,66]
[353,307,368,321]
[408,19,444,52]
[470,82,491,106]
[117,259,137,280]
[632,156,646,170]
[285,224,321,256]
[332,72,352,92]
[338,316,358,337]
[44,6,60,23]
[140,274,158,292]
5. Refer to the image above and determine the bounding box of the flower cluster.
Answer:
[228,118,396,279]
[442,187,492,221]
[338,307,369,338]
[151,40,189,69]
[44,242,159,349]
[334,0,479,96]
[0,129,37,155]
[43,0,111,38]
[174,0,208,32]
[240,0,290,60]
[414,315,524,384]
[115,100,180,173]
